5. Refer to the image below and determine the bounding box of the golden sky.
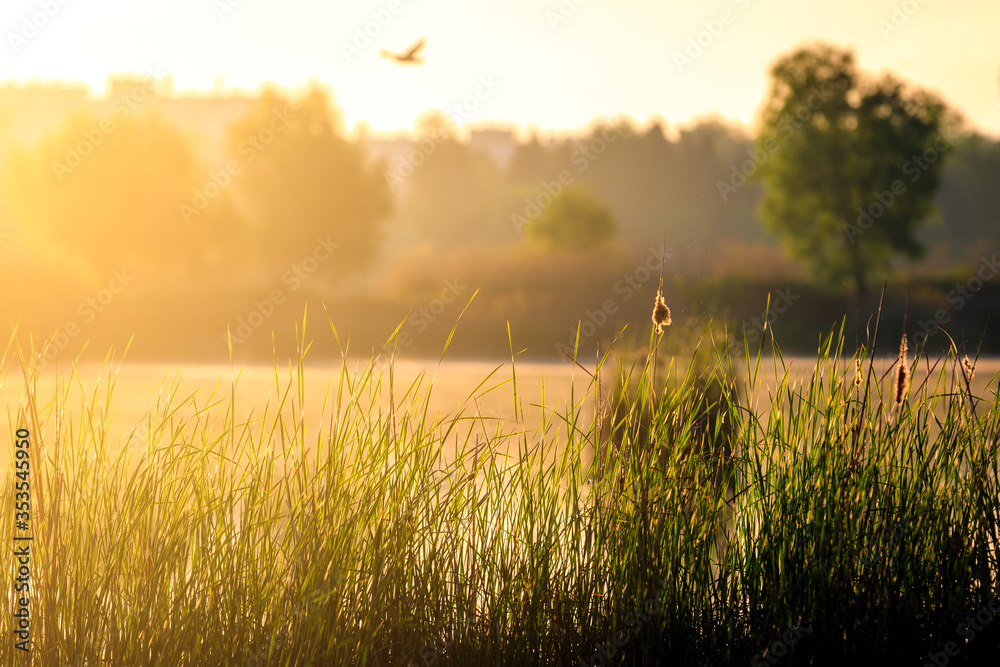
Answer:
[3,0,998,135]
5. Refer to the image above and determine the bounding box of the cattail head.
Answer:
[854,358,863,389]
[652,287,671,333]
[962,355,976,381]
[894,334,910,406]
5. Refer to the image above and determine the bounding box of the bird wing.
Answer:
[401,37,426,59]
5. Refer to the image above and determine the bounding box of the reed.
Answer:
[0,309,997,665]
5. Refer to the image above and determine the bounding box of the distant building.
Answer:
[365,136,419,170]
[364,127,517,198]
[95,75,255,161]
[155,95,256,157]
[0,79,520,178]
[468,128,516,171]
[0,83,90,148]
[0,76,256,165]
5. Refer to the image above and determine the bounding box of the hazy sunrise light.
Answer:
[0,1,998,664]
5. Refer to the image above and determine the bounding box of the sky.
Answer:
[2,0,998,136]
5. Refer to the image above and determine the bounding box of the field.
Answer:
[0,322,998,665]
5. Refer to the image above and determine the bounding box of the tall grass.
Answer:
[1,310,998,665]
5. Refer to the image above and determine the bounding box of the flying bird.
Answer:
[379,37,426,65]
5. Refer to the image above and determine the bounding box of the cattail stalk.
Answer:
[651,238,671,334]
[650,235,670,405]
[962,355,976,382]
[894,334,910,406]
[652,288,671,333]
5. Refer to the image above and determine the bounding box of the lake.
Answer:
[1,355,996,462]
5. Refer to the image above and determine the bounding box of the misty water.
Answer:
[1,357,996,464]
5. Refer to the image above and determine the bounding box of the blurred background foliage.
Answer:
[0,49,997,363]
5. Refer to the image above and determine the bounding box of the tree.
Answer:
[4,110,237,280]
[396,112,505,249]
[930,134,1000,260]
[755,43,955,297]
[526,184,616,250]
[229,84,391,276]
[504,133,570,187]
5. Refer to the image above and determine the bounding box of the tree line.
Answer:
[0,44,995,299]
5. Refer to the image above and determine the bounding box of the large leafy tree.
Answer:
[4,111,236,279]
[229,84,391,276]
[755,44,955,297]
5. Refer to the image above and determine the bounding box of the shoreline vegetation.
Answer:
[1,309,998,665]
[10,265,1000,368]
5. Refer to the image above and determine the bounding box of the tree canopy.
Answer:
[228,84,392,276]
[395,112,505,250]
[754,43,956,296]
[4,110,235,280]
[526,184,617,250]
